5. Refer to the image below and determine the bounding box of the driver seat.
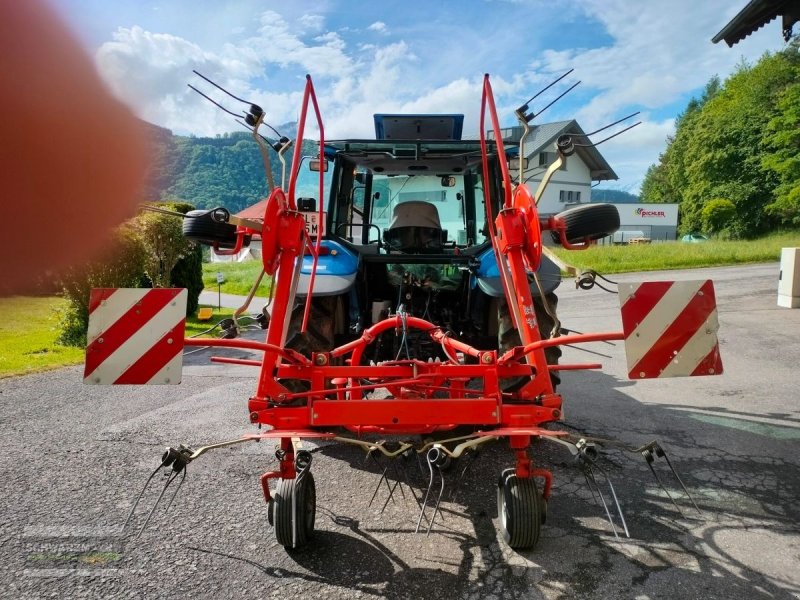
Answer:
[384,201,444,253]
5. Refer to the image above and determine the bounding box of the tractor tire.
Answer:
[497,293,562,390]
[182,209,239,249]
[281,296,344,397]
[285,295,344,358]
[497,468,541,549]
[553,203,620,245]
[272,472,316,549]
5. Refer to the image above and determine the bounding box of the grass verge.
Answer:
[202,262,271,297]
[0,298,241,378]
[0,297,84,378]
[548,231,800,275]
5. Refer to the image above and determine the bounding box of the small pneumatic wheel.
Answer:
[497,468,542,549]
[272,472,316,549]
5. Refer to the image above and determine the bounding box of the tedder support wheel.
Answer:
[552,203,620,245]
[272,472,316,548]
[497,468,542,549]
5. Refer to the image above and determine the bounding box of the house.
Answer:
[713,0,799,46]
[491,121,618,217]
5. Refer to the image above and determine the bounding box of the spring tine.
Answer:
[121,463,166,532]
[380,478,401,514]
[583,469,601,505]
[136,470,180,540]
[586,468,619,539]
[657,445,702,515]
[368,465,389,508]
[594,463,629,538]
[449,450,477,502]
[391,460,407,502]
[426,466,447,536]
[643,449,684,516]
[164,468,187,513]
[415,453,436,534]
[402,461,424,511]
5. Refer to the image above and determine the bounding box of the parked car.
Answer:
[681,233,709,243]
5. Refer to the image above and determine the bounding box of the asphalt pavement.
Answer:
[1,262,798,599]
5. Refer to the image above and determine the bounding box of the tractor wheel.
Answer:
[552,203,620,245]
[285,295,344,357]
[281,296,344,396]
[272,472,316,549]
[182,209,239,249]
[497,468,541,550]
[497,293,562,390]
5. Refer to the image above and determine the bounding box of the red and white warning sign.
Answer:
[83,288,187,385]
[619,280,723,379]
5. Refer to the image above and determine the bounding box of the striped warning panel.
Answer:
[619,280,723,379]
[83,288,187,385]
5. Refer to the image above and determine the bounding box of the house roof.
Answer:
[237,199,268,220]
[522,120,618,181]
[712,0,799,46]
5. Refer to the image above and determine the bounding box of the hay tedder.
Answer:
[85,72,723,550]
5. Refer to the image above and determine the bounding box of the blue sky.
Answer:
[50,0,787,193]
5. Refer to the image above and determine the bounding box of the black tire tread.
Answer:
[555,203,620,244]
[498,468,541,549]
[273,472,316,548]
[182,210,238,248]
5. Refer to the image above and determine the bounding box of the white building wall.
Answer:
[522,147,593,216]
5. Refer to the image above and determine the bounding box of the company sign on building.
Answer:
[610,203,679,242]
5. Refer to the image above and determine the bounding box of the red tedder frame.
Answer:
[184,75,626,492]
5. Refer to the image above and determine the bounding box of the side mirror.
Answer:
[441,176,456,187]
[309,158,329,172]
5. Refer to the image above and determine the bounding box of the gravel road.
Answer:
[1,262,798,599]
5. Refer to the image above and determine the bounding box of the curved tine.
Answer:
[426,465,447,536]
[391,461,407,502]
[643,451,684,517]
[164,468,187,514]
[136,470,180,540]
[593,463,629,538]
[121,460,170,532]
[368,465,389,508]
[658,448,702,515]
[586,469,619,539]
[450,450,477,502]
[415,452,436,533]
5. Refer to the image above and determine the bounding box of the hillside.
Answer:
[140,122,316,213]
[591,189,640,203]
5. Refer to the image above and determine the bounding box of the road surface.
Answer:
[1,263,798,599]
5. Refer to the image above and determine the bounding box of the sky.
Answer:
[49,0,788,194]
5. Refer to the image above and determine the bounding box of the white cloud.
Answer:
[90,1,785,192]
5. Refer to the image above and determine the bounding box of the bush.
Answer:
[702,198,737,235]
[57,225,146,346]
[161,201,203,316]
[133,202,194,288]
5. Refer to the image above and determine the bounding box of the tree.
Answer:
[164,201,204,315]
[763,81,800,226]
[58,225,146,346]
[701,198,737,234]
[134,203,194,288]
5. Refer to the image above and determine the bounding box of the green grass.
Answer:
[202,262,272,297]
[0,297,241,378]
[185,306,236,337]
[0,297,85,378]
[548,231,800,275]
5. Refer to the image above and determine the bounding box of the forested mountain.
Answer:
[140,124,316,213]
[591,189,640,203]
[640,41,799,237]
